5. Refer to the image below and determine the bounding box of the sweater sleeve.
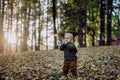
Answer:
[59,43,66,51]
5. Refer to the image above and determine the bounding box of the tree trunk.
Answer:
[22,3,28,51]
[38,18,41,50]
[52,0,58,49]
[0,0,5,53]
[46,14,48,50]
[16,13,19,52]
[20,8,23,52]
[99,0,106,46]
[34,2,37,51]
[34,23,37,51]
[78,9,87,47]
[91,7,95,46]
[84,10,87,47]
[31,25,34,51]
[20,16,23,51]
[0,0,2,10]
[46,0,49,50]
[27,3,30,49]
[38,1,41,51]
[106,0,113,45]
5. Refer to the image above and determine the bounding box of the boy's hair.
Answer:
[65,33,73,42]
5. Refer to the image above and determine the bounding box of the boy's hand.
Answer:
[62,39,67,44]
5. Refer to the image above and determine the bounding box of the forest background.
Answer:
[0,0,120,52]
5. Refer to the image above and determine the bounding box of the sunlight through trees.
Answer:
[0,0,120,52]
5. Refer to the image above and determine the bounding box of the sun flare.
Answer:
[8,34,17,44]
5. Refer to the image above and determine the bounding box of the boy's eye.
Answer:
[65,37,69,39]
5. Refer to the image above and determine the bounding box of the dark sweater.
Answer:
[60,42,77,61]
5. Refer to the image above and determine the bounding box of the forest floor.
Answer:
[0,45,120,80]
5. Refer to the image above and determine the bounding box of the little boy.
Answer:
[116,34,120,45]
[60,33,78,79]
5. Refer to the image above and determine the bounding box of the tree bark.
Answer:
[34,2,37,51]
[22,2,28,51]
[52,0,58,49]
[78,9,87,47]
[16,12,19,52]
[0,0,5,53]
[106,0,113,45]
[38,0,41,51]
[99,0,106,46]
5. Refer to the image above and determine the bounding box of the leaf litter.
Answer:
[0,46,120,80]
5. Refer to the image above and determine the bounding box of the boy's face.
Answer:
[64,34,72,43]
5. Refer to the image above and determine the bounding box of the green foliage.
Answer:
[58,0,101,45]
[58,1,79,38]
[112,14,120,37]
